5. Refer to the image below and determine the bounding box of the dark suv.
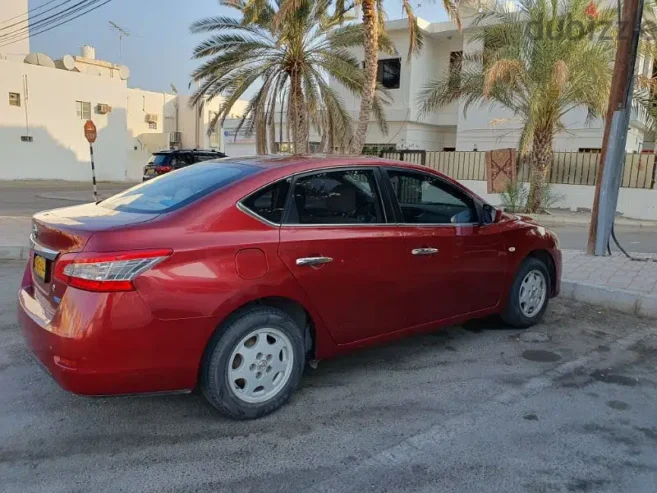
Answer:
[143,149,227,181]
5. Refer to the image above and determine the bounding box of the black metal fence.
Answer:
[379,150,656,189]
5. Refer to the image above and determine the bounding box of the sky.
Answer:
[18,0,450,95]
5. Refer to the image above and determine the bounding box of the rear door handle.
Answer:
[296,256,334,266]
[412,248,439,256]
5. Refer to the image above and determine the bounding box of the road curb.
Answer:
[561,279,657,319]
[0,245,28,261]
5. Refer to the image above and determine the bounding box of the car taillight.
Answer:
[54,249,172,292]
[156,166,172,173]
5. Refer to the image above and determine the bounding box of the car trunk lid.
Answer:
[30,203,159,317]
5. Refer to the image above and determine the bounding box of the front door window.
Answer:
[386,169,476,224]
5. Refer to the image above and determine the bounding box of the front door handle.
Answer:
[296,256,334,266]
[411,248,439,256]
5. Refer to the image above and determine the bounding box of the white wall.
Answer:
[460,180,657,221]
[0,58,129,181]
[413,34,461,126]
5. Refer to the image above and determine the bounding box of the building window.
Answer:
[362,144,397,156]
[448,51,463,88]
[449,52,463,74]
[579,148,601,153]
[9,92,21,107]
[76,101,91,120]
[364,58,403,89]
[148,121,157,130]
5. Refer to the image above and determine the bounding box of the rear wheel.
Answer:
[502,257,550,328]
[201,307,305,420]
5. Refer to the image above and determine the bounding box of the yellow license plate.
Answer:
[33,254,47,281]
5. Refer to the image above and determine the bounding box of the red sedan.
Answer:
[18,156,561,419]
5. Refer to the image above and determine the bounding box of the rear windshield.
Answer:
[147,154,171,166]
[101,162,260,213]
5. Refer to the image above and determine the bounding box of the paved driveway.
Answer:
[1,261,656,492]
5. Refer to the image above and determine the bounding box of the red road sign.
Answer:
[84,120,97,144]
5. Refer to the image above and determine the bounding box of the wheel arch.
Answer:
[197,296,322,386]
[526,249,558,296]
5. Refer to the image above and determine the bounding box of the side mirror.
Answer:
[481,204,497,224]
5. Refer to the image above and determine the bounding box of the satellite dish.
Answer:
[55,54,76,70]
[118,65,130,80]
[24,52,56,68]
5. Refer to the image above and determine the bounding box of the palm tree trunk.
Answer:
[299,98,310,153]
[525,128,553,213]
[350,0,378,155]
[279,93,285,151]
[327,112,334,154]
[268,99,277,154]
[256,111,267,155]
[290,70,306,154]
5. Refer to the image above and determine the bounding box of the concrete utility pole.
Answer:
[587,0,645,255]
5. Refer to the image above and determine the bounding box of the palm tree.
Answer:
[190,0,389,154]
[418,0,617,212]
[349,0,462,154]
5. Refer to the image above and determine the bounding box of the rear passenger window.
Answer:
[241,179,292,224]
[286,169,384,225]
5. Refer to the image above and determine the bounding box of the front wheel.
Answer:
[502,257,550,328]
[200,307,305,419]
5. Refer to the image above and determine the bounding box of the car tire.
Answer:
[200,307,305,420]
[502,257,550,328]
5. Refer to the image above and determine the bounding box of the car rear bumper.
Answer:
[17,273,213,396]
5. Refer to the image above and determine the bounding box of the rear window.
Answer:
[101,162,260,213]
[147,154,171,166]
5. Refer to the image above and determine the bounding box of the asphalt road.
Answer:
[0,182,129,216]
[550,225,657,254]
[1,261,656,492]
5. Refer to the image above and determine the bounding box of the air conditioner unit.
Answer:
[96,103,112,114]
[145,113,158,123]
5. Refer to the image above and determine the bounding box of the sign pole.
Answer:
[83,120,99,203]
[89,143,98,203]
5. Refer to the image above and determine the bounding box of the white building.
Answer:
[0,43,253,181]
[331,10,652,153]
[0,0,257,181]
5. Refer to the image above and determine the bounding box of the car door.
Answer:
[384,168,506,326]
[277,167,408,344]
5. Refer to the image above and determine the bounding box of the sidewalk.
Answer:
[528,210,657,229]
[561,250,657,318]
